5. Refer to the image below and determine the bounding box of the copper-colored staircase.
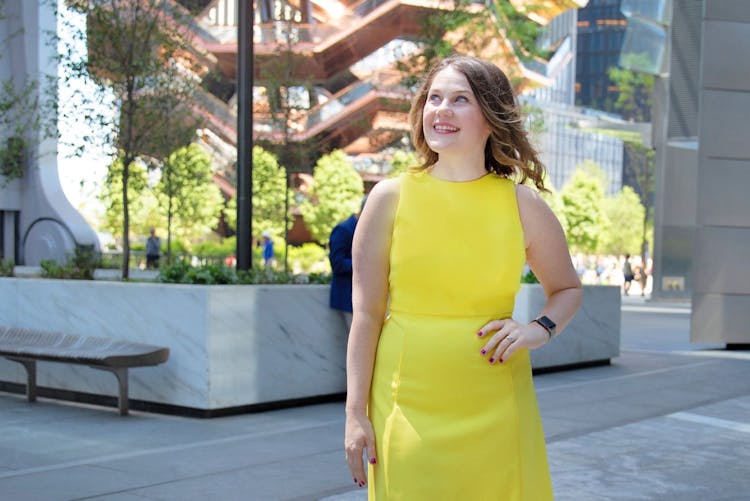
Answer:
[190,0,584,155]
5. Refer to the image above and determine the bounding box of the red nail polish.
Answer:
[477,330,483,337]
[354,479,358,484]
[499,358,504,363]
[369,458,377,464]
[489,358,494,363]
[480,349,486,355]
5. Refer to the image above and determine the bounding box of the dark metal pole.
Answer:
[236,0,253,270]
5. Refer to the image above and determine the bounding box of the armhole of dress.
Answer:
[512,183,530,253]
[390,173,407,237]
[386,174,406,293]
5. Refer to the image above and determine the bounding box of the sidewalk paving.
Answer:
[1,297,748,500]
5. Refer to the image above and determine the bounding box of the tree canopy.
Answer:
[599,186,646,256]
[389,150,419,177]
[299,150,364,243]
[157,143,224,258]
[225,146,289,240]
[559,162,609,254]
[608,53,654,122]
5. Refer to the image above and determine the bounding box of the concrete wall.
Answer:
[691,1,750,343]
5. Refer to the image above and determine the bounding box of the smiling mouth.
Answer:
[433,124,459,133]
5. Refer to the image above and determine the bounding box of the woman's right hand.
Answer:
[344,409,377,488]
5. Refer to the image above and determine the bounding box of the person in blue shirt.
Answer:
[329,197,367,331]
[261,230,275,269]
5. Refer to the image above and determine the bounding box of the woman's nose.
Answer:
[435,99,452,116]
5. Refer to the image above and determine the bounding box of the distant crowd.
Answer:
[572,253,652,296]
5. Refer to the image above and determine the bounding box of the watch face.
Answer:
[537,316,556,331]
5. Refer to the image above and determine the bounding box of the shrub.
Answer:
[0,258,14,277]
[157,260,236,284]
[192,238,235,259]
[287,243,330,274]
[521,269,539,284]
[40,246,100,280]
[156,260,331,285]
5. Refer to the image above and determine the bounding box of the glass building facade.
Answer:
[525,9,624,195]
[575,0,627,112]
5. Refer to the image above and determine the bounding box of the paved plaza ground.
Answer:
[0,296,748,500]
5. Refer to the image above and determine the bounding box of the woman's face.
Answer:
[422,66,491,158]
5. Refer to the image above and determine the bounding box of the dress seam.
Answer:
[388,308,514,319]
[509,357,524,500]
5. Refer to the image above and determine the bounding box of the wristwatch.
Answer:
[533,315,557,339]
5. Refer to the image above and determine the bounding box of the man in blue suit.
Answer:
[329,196,367,332]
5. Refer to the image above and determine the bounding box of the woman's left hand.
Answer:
[477,318,549,365]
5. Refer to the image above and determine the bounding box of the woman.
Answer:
[345,54,582,500]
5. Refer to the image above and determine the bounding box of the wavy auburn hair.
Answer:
[409,54,547,191]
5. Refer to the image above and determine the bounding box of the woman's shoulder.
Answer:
[363,177,401,215]
[514,183,548,212]
[514,183,559,242]
[371,176,402,199]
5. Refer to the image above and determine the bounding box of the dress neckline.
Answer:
[420,169,494,184]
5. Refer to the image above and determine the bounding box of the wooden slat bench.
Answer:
[0,326,169,415]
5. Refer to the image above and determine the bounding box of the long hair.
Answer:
[408,54,547,191]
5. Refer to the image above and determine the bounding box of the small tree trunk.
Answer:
[121,158,131,280]
[166,168,173,265]
[167,195,173,265]
[284,170,290,272]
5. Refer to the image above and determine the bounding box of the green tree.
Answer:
[62,0,202,278]
[599,186,645,256]
[608,53,654,122]
[98,156,155,241]
[397,0,547,89]
[250,146,289,239]
[623,141,655,264]
[299,150,364,243]
[157,143,224,262]
[560,162,608,254]
[254,18,318,270]
[224,146,289,240]
[389,150,419,177]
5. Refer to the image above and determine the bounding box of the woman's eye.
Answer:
[428,94,441,102]
[455,95,468,102]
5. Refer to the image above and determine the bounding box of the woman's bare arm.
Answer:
[517,185,582,334]
[345,177,400,485]
[478,185,582,363]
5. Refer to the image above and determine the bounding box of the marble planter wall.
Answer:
[0,279,619,413]
[0,279,347,411]
[513,284,621,369]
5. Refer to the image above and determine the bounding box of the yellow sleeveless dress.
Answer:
[368,170,552,500]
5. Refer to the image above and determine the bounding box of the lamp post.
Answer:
[236,0,253,270]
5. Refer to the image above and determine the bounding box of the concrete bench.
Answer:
[0,326,169,415]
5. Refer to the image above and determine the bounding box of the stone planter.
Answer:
[0,278,347,414]
[514,284,621,370]
[0,279,619,415]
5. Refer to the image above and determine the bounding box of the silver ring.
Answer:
[506,336,515,342]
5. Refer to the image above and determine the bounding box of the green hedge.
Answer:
[157,260,331,285]
[0,259,14,277]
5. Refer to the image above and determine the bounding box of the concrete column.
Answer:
[691,0,750,344]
